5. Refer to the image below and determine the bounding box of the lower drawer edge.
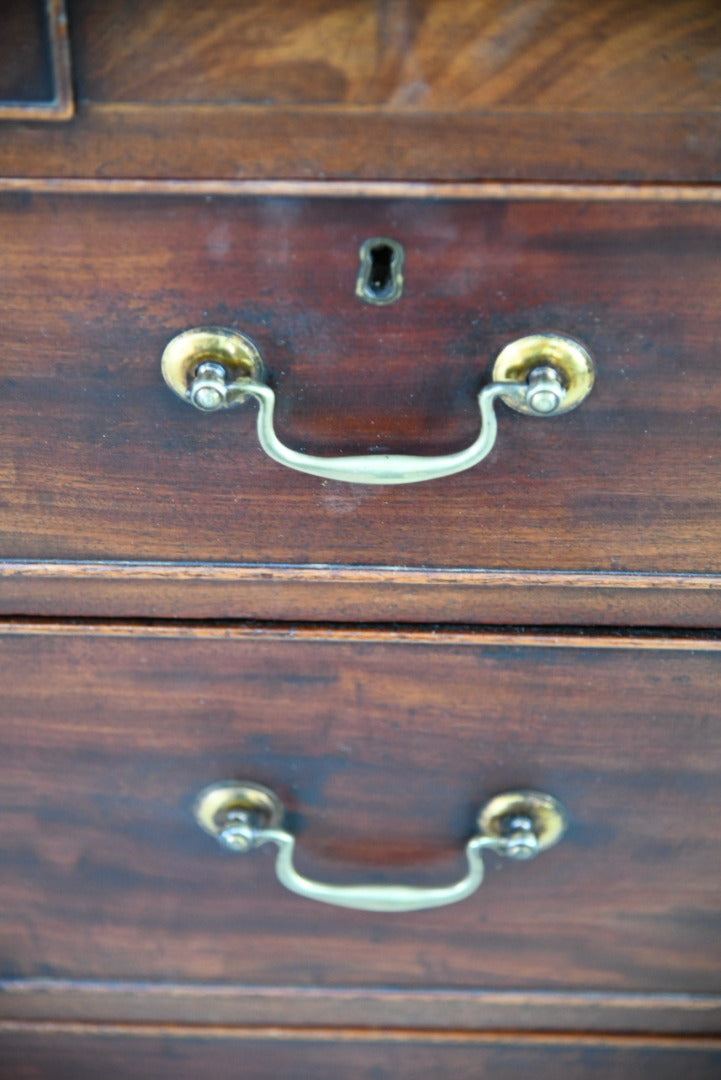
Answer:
[2,561,721,626]
[2,980,721,1035]
[1,1021,720,1080]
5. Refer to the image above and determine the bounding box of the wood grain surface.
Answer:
[1,0,720,177]
[3,107,721,182]
[1,625,720,995]
[71,0,721,111]
[1,1025,720,1080]
[2,191,721,620]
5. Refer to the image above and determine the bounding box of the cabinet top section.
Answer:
[2,0,721,182]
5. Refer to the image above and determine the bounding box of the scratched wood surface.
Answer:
[2,0,721,177]
[2,626,720,994]
[1,192,721,621]
[1,1027,720,1080]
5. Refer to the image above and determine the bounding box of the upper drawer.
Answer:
[2,190,721,624]
[2,0,721,180]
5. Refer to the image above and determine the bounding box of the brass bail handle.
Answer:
[162,329,594,486]
[193,782,567,914]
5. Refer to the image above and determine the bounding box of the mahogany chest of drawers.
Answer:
[1,2,720,1076]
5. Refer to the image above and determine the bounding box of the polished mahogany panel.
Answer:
[72,0,721,111]
[1,626,719,994]
[1,192,721,620]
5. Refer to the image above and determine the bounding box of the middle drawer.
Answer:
[2,192,721,624]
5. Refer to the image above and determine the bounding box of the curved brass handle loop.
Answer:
[162,329,594,486]
[193,782,567,914]
[247,379,513,485]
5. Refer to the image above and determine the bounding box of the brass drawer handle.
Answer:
[162,328,594,486]
[193,782,567,913]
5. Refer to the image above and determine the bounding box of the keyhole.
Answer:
[368,243,393,294]
[356,237,404,305]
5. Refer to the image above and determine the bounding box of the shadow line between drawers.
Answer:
[2,981,721,1034]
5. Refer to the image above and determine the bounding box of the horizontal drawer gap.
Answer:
[1,1020,720,1049]
[3,178,721,202]
[3,561,721,591]
[0,616,720,650]
[3,980,720,1035]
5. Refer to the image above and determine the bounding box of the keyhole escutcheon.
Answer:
[356,237,404,305]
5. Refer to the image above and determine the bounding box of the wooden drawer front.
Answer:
[1,1027,720,1080]
[2,626,720,1000]
[3,192,721,623]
